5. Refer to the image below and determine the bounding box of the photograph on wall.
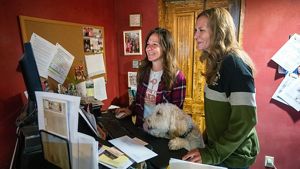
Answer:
[123,30,142,55]
[83,27,104,54]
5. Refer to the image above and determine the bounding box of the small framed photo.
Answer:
[129,14,142,27]
[123,30,142,55]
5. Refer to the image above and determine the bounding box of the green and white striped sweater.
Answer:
[200,54,259,168]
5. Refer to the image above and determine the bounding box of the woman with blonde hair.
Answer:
[183,7,259,169]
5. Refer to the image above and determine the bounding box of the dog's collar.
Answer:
[179,125,193,138]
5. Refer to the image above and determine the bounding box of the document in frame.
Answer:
[109,135,157,163]
[271,33,300,72]
[169,158,227,169]
[35,92,81,140]
[48,43,75,84]
[30,33,57,78]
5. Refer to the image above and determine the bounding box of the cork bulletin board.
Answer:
[19,15,106,91]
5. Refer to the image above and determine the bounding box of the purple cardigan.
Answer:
[130,70,186,127]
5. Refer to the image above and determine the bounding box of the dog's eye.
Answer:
[156,111,161,115]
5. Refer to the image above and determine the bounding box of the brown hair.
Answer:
[137,27,178,89]
[197,7,255,85]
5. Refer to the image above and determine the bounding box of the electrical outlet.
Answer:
[265,155,274,168]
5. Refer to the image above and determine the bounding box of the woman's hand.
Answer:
[115,108,132,119]
[182,148,202,163]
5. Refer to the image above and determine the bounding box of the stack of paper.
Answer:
[36,92,98,169]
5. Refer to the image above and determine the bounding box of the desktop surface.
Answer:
[97,110,188,168]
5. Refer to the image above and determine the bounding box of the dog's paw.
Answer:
[168,137,186,150]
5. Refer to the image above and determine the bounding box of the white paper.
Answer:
[85,54,106,77]
[30,33,56,78]
[48,43,75,84]
[278,77,300,111]
[272,73,298,104]
[271,34,300,72]
[169,158,227,169]
[109,135,157,163]
[35,91,81,140]
[93,77,107,101]
[77,132,98,169]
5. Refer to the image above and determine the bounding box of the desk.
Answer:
[97,110,188,169]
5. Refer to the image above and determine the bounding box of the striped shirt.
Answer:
[200,54,259,168]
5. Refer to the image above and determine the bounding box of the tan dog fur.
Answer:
[143,103,205,150]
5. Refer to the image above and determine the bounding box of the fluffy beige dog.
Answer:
[143,103,205,150]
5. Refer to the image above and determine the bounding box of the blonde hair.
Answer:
[197,7,255,85]
[137,27,178,89]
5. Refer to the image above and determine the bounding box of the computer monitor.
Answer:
[19,42,43,125]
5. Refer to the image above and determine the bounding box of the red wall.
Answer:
[0,0,118,168]
[243,0,300,168]
[115,0,158,106]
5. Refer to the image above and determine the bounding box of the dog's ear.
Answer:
[168,108,189,138]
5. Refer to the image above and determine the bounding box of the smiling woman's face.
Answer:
[145,33,162,62]
[194,16,212,51]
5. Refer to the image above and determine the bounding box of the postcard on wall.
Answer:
[85,54,106,77]
[35,91,81,140]
[128,72,137,89]
[83,27,104,54]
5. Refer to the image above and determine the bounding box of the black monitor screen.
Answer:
[19,42,42,102]
[19,42,43,124]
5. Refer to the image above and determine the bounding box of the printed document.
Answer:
[109,135,157,163]
[271,33,300,72]
[30,33,56,78]
[278,77,300,111]
[48,43,74,84]
[35,92,81,140]
[272,73,298,104]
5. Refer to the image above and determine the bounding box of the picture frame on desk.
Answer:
[123,30,142,55]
